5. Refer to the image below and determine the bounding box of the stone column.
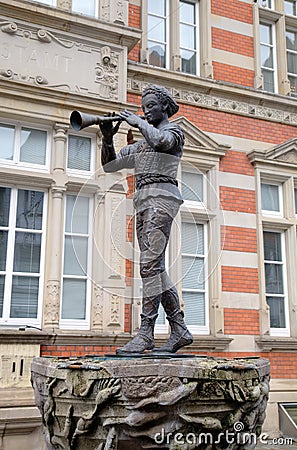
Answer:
[43,124,68,329]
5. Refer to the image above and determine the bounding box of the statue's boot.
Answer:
[154,309,193,353]
[116,298,159,355]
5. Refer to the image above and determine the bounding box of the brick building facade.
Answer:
[0,0,297,447]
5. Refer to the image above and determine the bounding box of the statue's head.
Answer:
[142,84,179,118]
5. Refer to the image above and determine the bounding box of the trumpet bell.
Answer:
[70,110,100,131]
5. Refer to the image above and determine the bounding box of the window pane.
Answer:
[182,222,204,254]
[261,183,280,211]
[0,187,11,227]
[181,49,196,74]
[16,190,44,230]
[0,231,8,271]
[148,42,166,67]
[148,16,165,42]
[0,124,14,161]
[0,275,4,317]
[267,296,286,328]
[262,69,275,92]
[13,232,41,273]
[287,52,297,74]
[182,171,203,202]
[20,128,47,165]
[65,195,89,234]
[289,74,297,93]
[148,0,165,15]
[64,236,88,276]
[265,263,284,294]
[68,136,91,171]
[180,24,195,49]
[72,0,95,16]
[286,30,297,51]
[261,46,274,68]
[182,292,205,326]
[260,24,272,44]
[62,279,86,319]
[285,0,297,15]
[182,256,205,290]
[10,276,39,318]
[180,1,195,24]
[264,231,282,261]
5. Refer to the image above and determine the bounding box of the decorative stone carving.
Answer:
[44,282,60,326]
[57,0,71,10]
[0,21,124,100]
[31,356,270,450]
[92,285,104,330]
[127,78,297,126]
[108,294,121,326]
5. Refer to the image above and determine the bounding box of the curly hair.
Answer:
[142,84,179,118]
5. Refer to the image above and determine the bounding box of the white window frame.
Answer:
[263,229,290,336]
[286,27,297,96]
[30,0,57,6]
[0,120,51,172]
[72,0,99,18]
[179,0,200,75]
[66,132,95,177]
[181,217,209,334]
[147,0,170,69]
[181,166,207,209]
[261,181,283,216]
[60,194,93,330]
[260,21,278,93]
[0,186,47,327]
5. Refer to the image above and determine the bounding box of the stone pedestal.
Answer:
[31,355,270,450]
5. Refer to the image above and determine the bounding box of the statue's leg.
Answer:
[154,284,193,353]
[116,207,166,354]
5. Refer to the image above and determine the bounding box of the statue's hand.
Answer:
[119,110,142,128]
[99,113,121,143]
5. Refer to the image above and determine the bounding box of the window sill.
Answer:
[255,336,297,351]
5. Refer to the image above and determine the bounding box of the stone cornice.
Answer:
[0,0,141,51]
[255,336,297,351]
[127,64,297,127]
[0,330,232,351]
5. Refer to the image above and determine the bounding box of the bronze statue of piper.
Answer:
[98,84,193,355]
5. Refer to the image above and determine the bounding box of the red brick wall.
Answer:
[220,186,256,214]
[222,266,259,293]
[224,308,260,334]
[126,174,135,198]
[213,62,254,87]
[124,303,131,332]
[220,150,254,176]
[221,226,257,253]
[212,28,254,58]
[128,4,141,62]
[126,215,133,242]
[125,258,133,286]
[211,0,253,24]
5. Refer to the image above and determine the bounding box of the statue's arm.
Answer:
[101,140,135,173]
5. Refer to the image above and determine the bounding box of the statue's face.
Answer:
[142,93,167,125]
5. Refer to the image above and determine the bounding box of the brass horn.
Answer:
[70,110,122,131]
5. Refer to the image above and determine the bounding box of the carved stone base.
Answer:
[31,356,270,450]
